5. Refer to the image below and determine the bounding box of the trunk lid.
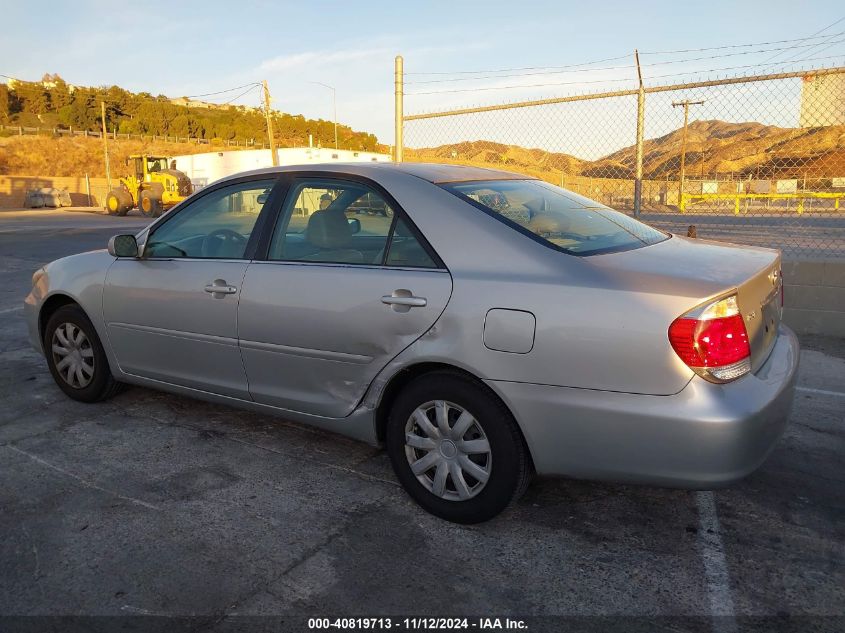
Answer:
[588,234,782,372]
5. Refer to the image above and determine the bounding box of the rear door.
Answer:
[238,176,452,418]
[103,176,281,398]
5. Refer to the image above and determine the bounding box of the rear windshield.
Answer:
[443,179,668,256]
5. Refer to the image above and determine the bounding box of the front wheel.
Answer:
[43,305,124,403]
[105,189,130,216]
[139,190,162,218]
[386,371,532,523]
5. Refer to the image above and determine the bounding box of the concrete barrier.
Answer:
[0,175,110,208]
[783,260,845,337]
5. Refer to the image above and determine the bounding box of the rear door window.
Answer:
[268,178,439,268]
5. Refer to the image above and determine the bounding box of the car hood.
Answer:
[45,248,109,272]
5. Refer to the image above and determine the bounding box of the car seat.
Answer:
[300,209,364,263]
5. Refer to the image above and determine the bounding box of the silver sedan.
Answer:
[24,163,799,523]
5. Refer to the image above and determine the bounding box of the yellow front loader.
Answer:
[105,155,193,218]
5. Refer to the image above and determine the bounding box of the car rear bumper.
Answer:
[487,324,799,487]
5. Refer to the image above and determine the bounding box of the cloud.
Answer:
[256,38,491,74]
[258,47,391,73]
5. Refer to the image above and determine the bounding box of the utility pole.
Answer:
[262,80,279,166]
[672,99,704,210]
[310,82,338,149]
[633,49,645,217]
[394,55,404,163]
[100,101,111,195]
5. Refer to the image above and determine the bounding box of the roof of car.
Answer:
[374,162,536,184]
[224,162,535,185]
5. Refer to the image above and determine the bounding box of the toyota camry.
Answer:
[24,163,799,523]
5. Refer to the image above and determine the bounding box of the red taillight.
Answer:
[668,295,751,383]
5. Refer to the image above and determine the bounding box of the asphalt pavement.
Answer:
[0,209,843,632]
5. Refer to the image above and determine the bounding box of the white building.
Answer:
[171,147,390,189]
[799,73,845,127]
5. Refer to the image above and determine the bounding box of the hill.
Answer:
[0,74,382,151]
[0,135,239,177]
[589,120,845,179]
[407,121,845,182]
[406,140,583,178]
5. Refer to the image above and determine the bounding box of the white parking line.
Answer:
[695,491,737,633]
[4,445,160,511]
[0,306,23,315]
[796,386,845,399]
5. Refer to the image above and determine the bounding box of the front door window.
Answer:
[145,179,276,259]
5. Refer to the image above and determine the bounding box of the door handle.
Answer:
[382,296,426,307]
[204,280,238,296]
[382,289,427,312]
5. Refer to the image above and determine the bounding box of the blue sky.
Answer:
[1,0,843,147]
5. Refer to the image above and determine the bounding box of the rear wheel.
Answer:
[43,305,123,403]
[386,371,532,523]
[139,190,162,218]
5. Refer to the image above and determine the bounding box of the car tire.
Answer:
[139,190,162,218]
[386,371,532,524]
[105,190,130,216]
[43,305,124,403]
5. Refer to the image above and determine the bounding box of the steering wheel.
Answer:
[202,228,247,258]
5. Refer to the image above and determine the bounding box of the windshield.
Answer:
[443,179,668,256]
[147,157,169,172]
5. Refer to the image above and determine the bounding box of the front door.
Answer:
[103,176,280,398]
[238,177,452,417]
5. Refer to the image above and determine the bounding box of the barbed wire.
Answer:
[405,29,845,79]
[405,38,845,85]
[404,54,633,76]
[756,16,845,67]
[405,53,845,96]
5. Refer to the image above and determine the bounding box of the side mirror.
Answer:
[347,218,361,234]
[108,234,139,258]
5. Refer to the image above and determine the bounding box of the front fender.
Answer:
[24,250,117,367]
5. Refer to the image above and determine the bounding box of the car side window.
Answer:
[145,179,276,259]
[268,179,436,268]
[385,217,437,268]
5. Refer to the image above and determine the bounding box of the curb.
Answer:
[0,206,109,215]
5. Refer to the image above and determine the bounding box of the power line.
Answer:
[182,82,262,99]
[639,30,845,55]
[775,26,845,66]
[404,31,845,79]
[405,37,845,85]
[1,73,263,105]
[788,35,845,65]
[405,64,635,84]
[407,75,634,95]
[404,54,632,76]
[405,53,845,96]
[757,16,845,66]
[220,84,262,106]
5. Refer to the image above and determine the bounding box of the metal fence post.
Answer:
[395,55,404,163]
[634,50,645,217]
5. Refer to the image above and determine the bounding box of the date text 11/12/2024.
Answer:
[307,617,528,630]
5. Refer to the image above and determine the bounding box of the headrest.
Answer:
[305,209,353,249]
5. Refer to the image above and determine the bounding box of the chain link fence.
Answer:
[401,65,845,260]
